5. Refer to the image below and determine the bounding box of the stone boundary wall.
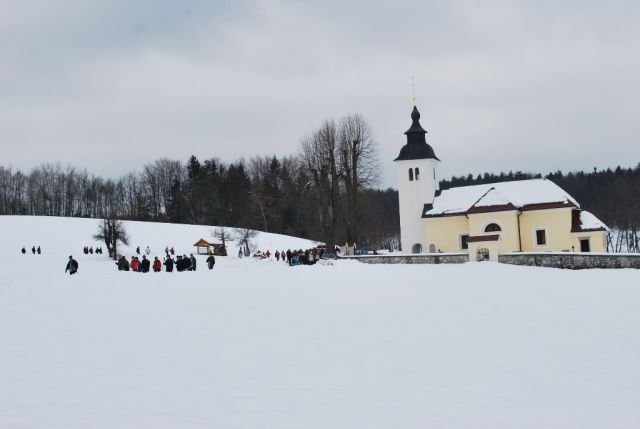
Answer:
[499,253,640,269]
[341,253,468,264]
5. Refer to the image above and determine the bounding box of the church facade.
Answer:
[394,105,608,260]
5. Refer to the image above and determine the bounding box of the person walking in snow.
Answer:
[153,257,162,272]
[65,256,78,275]
[37,246,41,254]
[140,255,150,273]
[164,256,174,272]
[145,246,151,255]
[165,246,170,257]
[136,246,140,255]
[275,250,280,261]
[189,254,197,271]
[21,246,26,254]
[170,247,175,256]
[32,246,36,254]
[206,253,215,269]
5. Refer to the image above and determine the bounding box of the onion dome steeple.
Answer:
[394,105,440,161]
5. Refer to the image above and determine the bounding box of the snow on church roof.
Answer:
[579,211,608,230]
[573,210,609,232]
[424,178,580,217]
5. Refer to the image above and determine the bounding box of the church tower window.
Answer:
[415,168,420,180]
[408,169,414,181]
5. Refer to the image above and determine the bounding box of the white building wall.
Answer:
[395,158,439,253]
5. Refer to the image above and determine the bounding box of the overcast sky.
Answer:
[1,0,639,187]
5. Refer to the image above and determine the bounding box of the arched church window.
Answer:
[433,168,436,180]
[415,168,420,180]
[408,169,414,181]
[484,223,502,232]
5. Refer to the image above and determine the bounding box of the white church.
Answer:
[394,105,608,260]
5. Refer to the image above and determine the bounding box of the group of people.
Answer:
[247,248,325,266]
[21,246,41,255]
[116,252,216,272]
[286,248,324,265]
[83,246,103,255]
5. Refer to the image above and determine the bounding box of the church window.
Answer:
[433,168,436,180]
[484,223,502,232]
[460,234,469,250]
[408,169,414,181]
[415,168,420,180]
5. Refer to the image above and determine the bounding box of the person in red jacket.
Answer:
[153,257,162,272]
[130,256,140,272]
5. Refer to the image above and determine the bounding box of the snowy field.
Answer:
[1,216,640,429]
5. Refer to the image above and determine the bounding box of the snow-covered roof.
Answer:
[424,179,580,217]
[574,210,609,232]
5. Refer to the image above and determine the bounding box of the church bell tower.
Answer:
[394,104,440,253]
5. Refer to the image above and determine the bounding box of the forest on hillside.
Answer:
[1,160,638,251]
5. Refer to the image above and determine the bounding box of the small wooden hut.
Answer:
[193,238,227,256]
[193,238,213,255]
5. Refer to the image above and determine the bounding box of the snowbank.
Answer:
[1,215,640,428]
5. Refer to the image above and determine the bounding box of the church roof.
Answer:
[423,178,580,217]
[394,106,440,162]
[571,210,609,232]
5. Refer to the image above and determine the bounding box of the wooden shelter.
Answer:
[193,238,227,256]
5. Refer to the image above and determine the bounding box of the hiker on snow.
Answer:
[153,257,162,272]
[140,255,150,273]
[164,256,174,272]
[206,253,215,269]
[65,256,78,275]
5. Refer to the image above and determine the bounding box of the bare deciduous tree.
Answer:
[212,227,233,253]
[234,227,257,256]
[94,218,129,260]
[338,114,379,246]
[300,119,341,257]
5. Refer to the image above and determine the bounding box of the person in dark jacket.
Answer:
[190,254,197,271]
[65,256,78,275]
[117,255,130,271]
[286,249,292,265]
[32,246,36,254]
[176,255,186,272]
[21,246,26,254]
[206,253,215,269]
[164,257,174,272]
[37,246,41,254]
[140,255,150,273]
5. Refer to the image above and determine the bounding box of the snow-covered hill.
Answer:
[1,215,640,428]
[0,215,318,259]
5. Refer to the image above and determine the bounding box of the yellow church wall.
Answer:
[424,207,608,255]
[424,215,469,252]
[519,208,573,252]
[571,231,608,252]
[467,211,520,253]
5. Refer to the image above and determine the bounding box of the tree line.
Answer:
[0,114,401,251]
[1,127,637,251]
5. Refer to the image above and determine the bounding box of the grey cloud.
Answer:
[0,0,638,184]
